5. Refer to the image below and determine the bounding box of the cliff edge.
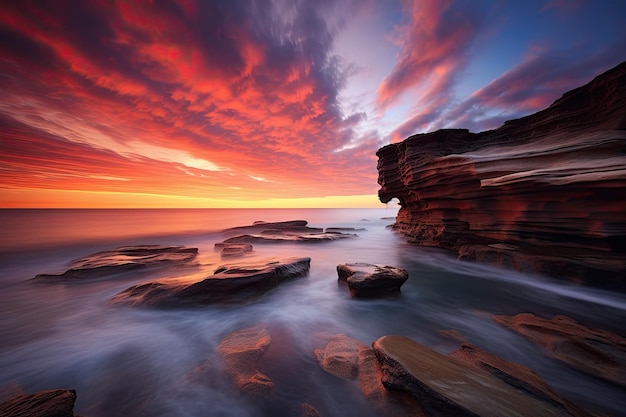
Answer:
[377,61,626,288]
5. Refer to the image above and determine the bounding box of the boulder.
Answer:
[113,257,311,306]
[450,343,592,417]
[0,389,77,417]
[337,263,408,297]
[216,325,273,395]
[33,245,198,281]
[494,313,626,387]
[376,61,626,286]
[372,335,579,417]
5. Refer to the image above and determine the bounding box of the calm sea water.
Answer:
[1,208,625,417]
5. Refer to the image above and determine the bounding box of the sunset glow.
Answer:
[1,0,624,208]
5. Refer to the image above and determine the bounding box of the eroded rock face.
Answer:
[0,389,77,417]
[372,335,579,417]
[376,61,626,287]
[494,313,626,387]
[450,343,592,417]
[337,263,408,297]
[216,325,274,395]
[113,257,311,306]
[33,245,198,281]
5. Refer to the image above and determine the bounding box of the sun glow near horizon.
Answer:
[0,188,388,209]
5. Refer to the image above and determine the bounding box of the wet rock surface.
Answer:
[113,257,311,306]
[376,61,626,286]
[216,325,274,395]
[314,334,364,380]
[337,263,408,297]
[494,313,626,387]
[214,242,254,258]
[373,335,579,417]
[33,245,198,281]
[450,342,592,417]
[0,389,77,417]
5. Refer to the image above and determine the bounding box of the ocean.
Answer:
[1,208,625,416]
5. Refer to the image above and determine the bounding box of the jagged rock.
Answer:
[314,334,364,380]
[376,61,626,287]
[450,343,592,417]
[216,325,273,395]
[314,334,425,416]
[113,257,310,306]
[372,335,579,417]
[337,263,408,297]
[0,389,77,417]
[494,313,626,387]
[33,245,198,281]
[214,243,253,258]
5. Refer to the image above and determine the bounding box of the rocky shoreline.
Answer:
[3,218,625,416]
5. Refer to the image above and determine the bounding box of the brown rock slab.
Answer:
[33,245,198,281]
[217,325,273,395]
[494,313,626,387]
[450,343,592,417]
[376,61,626,286]
[113,257,311,306]
[373,335,579,417]
[337,263,408,297]
[0,389,77,417]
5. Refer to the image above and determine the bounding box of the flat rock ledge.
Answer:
[217,325,274,395]
[113,257,311,306]
[373,335,580,417]
[0,389,77,417]
[494,313,626,387]
[33,245,198,281]
[337,263,408,297]
[450,343,592,417]
[214,242,254,258]
[218,220,357,245]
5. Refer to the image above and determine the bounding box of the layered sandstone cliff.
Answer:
[377,61,626,287]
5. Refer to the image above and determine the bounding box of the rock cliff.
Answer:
[377,61,626,287]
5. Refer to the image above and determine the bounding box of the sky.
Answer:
[1,0,625,208]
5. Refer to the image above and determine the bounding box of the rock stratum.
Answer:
[377,61,626,287]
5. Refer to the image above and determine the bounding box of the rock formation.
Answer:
[494,313,626,387]
[218,220,357,245]
[372,335,583,417]
[0,389,77,417]
[376,61,626,287]
[337,263,408,298]
[33,245,198,281]
[113,257,311,306]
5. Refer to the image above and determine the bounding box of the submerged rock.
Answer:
[494,313,626,387]
[33,245,198,281]
[372,335,579,417]
[113,257,311,306]
[376,61,626,286]
[217,325,273,395]
[450,343,592,417]
[314,334,364,380]
[0,389,77,417]
[337,263,408,297]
